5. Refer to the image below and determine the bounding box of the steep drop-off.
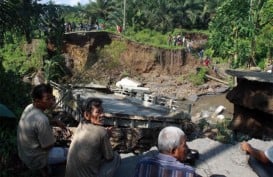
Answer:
[62,32,205,87]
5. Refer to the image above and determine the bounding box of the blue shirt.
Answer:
[134,153,197,177]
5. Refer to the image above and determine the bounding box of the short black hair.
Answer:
[31,84,53,100]
[82,98,103,115]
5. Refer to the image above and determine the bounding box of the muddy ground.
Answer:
[63,32,227,99]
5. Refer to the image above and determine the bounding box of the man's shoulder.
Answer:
[138,153,195,171]
[80,123,107,134]
[136,154,197,177]
[21,104,47,121]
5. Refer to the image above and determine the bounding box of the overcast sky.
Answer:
[40,0,90,6]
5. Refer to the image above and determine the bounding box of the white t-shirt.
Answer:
[265,146,273,163]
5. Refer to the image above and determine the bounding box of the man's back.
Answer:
[134,153,197,177]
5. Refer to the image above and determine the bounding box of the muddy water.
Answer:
[190,93,234,122]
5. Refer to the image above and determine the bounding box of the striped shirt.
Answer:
[134,153,197,177]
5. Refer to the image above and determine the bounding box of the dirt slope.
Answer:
[63,32,227,99]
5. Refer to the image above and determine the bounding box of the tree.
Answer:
[197,0,222,29]
[0,0,43,45]
[143,0,174,32]
[85,0,115,22]
[171,0,203,29]
[259,0,273,65]
[208,0,271,68]
[0,0,19,45]
[40,3,65,53]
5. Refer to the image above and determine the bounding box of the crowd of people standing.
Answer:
[168,34,192,52]
[64,22,103,32]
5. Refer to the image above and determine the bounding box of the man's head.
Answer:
[32,84,55,111]
[82,98,104,125]
[158,126,188,162]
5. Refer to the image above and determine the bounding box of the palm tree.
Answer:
[85,0,115,22]
[198,0,222,28]
[144,0,174,32]
[171,0,203,29]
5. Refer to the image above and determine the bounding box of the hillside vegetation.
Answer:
[0,0,272,176]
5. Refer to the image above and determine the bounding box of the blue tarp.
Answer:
[0,103,16,119]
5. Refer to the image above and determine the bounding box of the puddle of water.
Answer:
[191,93,234,121]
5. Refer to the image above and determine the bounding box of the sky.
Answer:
[40,0,90,6]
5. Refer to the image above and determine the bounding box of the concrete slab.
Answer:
[72,89,170,117]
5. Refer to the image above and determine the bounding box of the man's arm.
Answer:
[50,118,66,129]
[241,141,270,164]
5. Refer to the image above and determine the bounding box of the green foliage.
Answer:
[198,118,233,144]
[188,67,208,86]
[124,28,208,49]
[257,59,267,70]
[0,59,31,115]
[204,48,214,58]
[0,0,43,45]
[41,4,65,53]
[98,40,126,69]
[44,55,66,82]
[125,28,173,48]
[214,118,233,143]
[176,75,186,84]
[120,70,130,78]
[0,123,17,177]
[208,0,272,68]
[69,0,222,33]
[197,118,210,130]
[0,38,45,75]
[62,6,90,24]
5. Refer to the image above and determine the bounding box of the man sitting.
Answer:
[65,98,120,177]
[134,126,200,177]
[17,84,68,177]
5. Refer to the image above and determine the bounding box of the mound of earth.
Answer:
[62,32,229,99]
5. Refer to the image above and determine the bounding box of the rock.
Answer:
[186,94,199,102]
[116,77,142,88]
[216,114,225,120]
[201,110,211,119]
[211,105,226,118]
[214,85,230,93]
[32,69,45,86]
[249,66,261,71]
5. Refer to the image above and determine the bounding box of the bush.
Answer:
[0,39,45,75]
[188,67,208,86]
[43,54,67,82]
[98,40,127,69]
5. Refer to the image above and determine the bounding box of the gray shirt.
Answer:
[17,104,56,169]
[66,122,114,177]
